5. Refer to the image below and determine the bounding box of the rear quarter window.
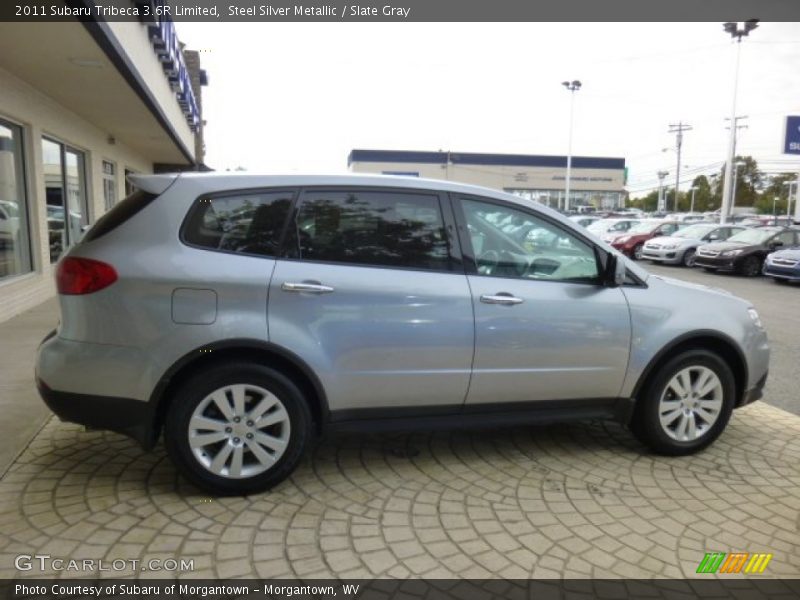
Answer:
[82,190,157,242]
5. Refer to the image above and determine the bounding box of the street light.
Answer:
[690,186,699,213]
[720,20,758,224]
[562,79,582,212]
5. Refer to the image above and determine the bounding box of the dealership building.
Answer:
[348,149,627,210]
[0,14,206,323]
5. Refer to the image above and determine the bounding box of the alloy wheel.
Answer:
[658,366,723,442]
[188,384,291,479]
[683,250,696,267]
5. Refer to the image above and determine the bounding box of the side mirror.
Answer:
[604,253,626,287]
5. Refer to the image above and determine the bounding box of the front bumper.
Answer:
[641,247,682,264]
[762,264,800,281]
[693,254,738,270]
[737,370,768,408]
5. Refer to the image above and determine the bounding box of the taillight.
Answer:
[56,257,118,295]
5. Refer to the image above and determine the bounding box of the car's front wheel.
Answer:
[633,243,644,260]
[165,363,312,495]
[630,349,735,455]
[682,249,696,267]
[739,256,762,277]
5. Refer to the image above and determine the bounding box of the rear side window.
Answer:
[284,189,450,271]
[82,190,156,242]
[183,191,293,257]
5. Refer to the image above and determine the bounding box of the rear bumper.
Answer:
[36,378,156,448]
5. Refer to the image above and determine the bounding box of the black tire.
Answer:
[165,363,312,495]
[773,277,788,284]
[703,267,717,273]
[630,349,735,456]
[682,249,696,268]
[739,256,762,277]
[632,243,644,261]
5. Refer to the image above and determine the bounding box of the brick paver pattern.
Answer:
[1,402,798,579]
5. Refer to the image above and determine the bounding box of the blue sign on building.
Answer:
[784,116,800,155]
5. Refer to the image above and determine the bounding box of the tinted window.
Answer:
[83,190,156,242]
[183,191,293,257]
[774,231,797,247]
[460,197,599,282]
[285,190,450,271]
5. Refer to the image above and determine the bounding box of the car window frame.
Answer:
[450,192,607,286]
[180,187,299,259]
[278,185,464,274]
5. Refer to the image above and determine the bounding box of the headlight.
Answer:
[662,243,678,250]
[722,249,744,257]
[747,307,764,329]
[615,236,630,244]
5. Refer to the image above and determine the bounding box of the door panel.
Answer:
[269,187,474,413]
[455,195,631,405]
[467,276,631,404]
[269,261,474,411]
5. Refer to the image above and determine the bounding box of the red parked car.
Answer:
[606,220,685,260]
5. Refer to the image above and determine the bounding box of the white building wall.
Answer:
[0,66,152,323]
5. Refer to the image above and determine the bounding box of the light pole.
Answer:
[669,122,692,212]
[562,80,581,212]
[730,160,746,218]
[690,186,699,213]
[657,170,669,212]
[720,20,758,224]
[783,181,797,218]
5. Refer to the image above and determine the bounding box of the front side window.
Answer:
[0,118,32,280]
[774,231,797,247]
[183,191,293,257]
[285,190,450,271]
[460,197,600,282]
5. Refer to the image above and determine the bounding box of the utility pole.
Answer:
[657,170,669,212]
[668,122,692,212]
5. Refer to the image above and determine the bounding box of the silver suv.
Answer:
[36,174,770,494]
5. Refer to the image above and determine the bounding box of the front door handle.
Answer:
[480,293,524,305]
[281,282,335,294]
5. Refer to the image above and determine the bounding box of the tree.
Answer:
[716,155,761,209]
[754,172,795,215]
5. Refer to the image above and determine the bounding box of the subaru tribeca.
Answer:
[36,174,770,494]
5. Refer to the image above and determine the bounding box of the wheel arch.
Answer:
[628,330,748,423]
[148,339,330,446]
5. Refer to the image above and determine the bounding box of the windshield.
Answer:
[674,224,716,239]
[727,228,777,245]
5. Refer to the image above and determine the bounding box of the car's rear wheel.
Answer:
[739,256,762,277]
[682,249,696,267]
[630,349,735,455]
[165,363,312,495]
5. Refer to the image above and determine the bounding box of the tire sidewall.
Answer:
[633,243,643,260]
[632,350,735,455]
[165,363,312,495]
[740,256,761,277]
[682,249,696,267]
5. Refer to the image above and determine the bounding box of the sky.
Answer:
[175,22,800,197]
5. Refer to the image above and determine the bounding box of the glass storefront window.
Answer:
[0,119,32,280]
[42,138,89,262]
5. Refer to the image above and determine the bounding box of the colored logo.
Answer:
[696,552,772,574]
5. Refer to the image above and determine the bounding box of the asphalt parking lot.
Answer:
[0,266,798,580]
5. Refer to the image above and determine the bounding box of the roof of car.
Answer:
[129,171,527,203]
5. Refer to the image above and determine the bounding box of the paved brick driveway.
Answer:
[1,402,798,580]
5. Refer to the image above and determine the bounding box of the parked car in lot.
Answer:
[36,174,770,494]
[642,223,745,267]
[606,220,684,260]
[586,217,640,240]
[694,226,800,276]
[568,215,602,228]
[762,246,800,283]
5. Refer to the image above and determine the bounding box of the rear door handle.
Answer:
[281,282,335,294]
[480,293,524,305]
